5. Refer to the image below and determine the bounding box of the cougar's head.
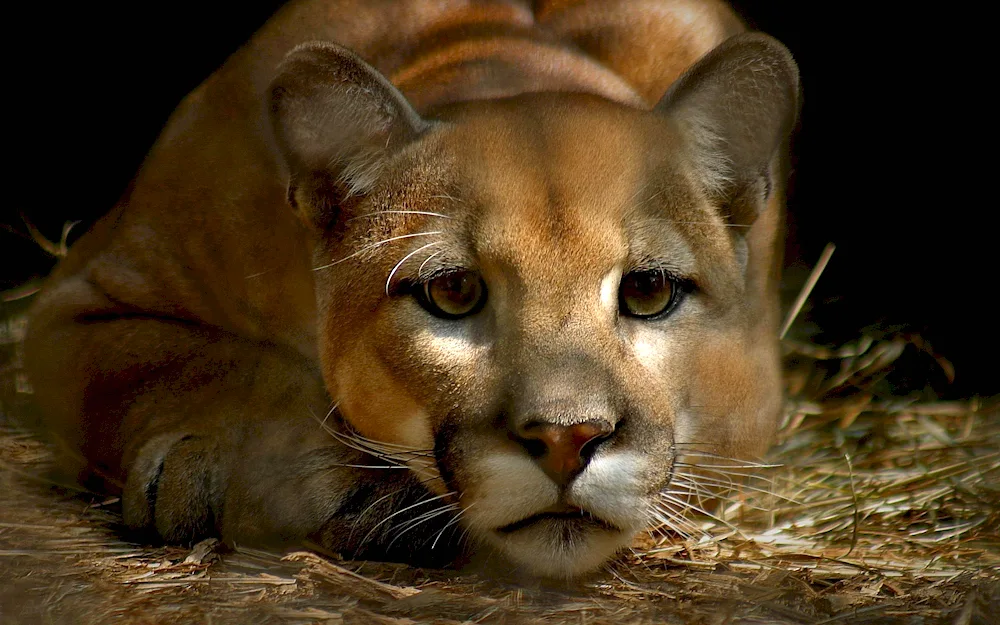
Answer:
[270,35,798,578]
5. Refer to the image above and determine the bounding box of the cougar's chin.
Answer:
[485,511,634,578]
[459,450,653,578]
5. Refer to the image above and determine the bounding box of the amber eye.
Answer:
[419,271,487,319]
[619,270,677,318]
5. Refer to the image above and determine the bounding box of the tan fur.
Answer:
[25,0,798,577]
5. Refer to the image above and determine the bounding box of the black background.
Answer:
[4,2,995,396]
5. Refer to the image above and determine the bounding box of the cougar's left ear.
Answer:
[657,33,799,226]
[270,42,429,230]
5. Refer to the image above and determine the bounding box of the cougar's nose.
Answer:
[514,421,615,486]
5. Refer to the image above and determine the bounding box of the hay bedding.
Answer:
[1,298,998,624]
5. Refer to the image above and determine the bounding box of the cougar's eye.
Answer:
[619,270,677,319]
[419,270,487,319]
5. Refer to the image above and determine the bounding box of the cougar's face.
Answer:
[314,96,782,578]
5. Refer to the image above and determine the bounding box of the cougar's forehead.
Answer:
[437,98,700,294]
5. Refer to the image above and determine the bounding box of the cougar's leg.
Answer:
[25,280,462,565]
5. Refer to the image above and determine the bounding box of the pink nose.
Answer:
[517,421,614,485]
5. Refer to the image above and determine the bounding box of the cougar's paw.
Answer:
[123,432,223,544]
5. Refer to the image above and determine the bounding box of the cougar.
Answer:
[26,0,798,578]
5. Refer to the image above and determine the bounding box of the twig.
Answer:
[780,243,836,339]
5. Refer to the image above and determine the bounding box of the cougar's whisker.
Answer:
[674,471,796,503]
[387,503,461,549]
[386,241,444,295]
[672,471,737,492]
[348,485,414,545]
[320,402,339,427]
[656,492,740,532]
[345,427,434,453]
[674,449,780,469]
[313,231,444,271]
[647,503,685,530]
[346,210,453,222]
[307,407,436,466]
[431,502,471,550]
[417,249,445,279]
[674,464,785,488]
[662,483,715,514]
[360,491,458,548]
[428,193,464,203]
[645,502,704,539]
[674,465,783,493]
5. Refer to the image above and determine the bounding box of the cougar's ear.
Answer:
[270,42,429,229]
[657,33,799,226]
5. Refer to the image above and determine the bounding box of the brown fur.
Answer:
[26,0,798,577]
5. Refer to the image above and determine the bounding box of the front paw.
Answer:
[123,432,223,544]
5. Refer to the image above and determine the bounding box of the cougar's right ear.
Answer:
[656,33,799,228]
[270,42,429,230]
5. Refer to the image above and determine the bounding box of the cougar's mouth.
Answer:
[496,505,620,534]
